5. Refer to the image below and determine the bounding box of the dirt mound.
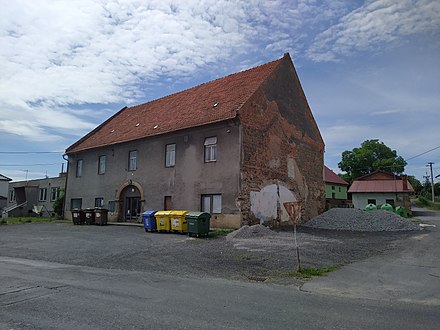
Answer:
[303,208,421,232]
[226,224,276,240]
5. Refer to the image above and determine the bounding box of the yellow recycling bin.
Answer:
[155,211,172,232]
[170,210,189,233]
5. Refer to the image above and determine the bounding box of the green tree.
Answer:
[407,176,422,195]
[53,189,65,217]
[338,139,407,182]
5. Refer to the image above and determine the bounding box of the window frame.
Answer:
[165,143,176,167]
[39,188,48,201]
[50,187,60,201]
[76,159,83,177]
[201,194,222,214]
[9,189,15,202]
[95,197,104,208]
[204,137,217,163]
[98,155,106,175]
[128,150,137,171]
[71,198,82,210]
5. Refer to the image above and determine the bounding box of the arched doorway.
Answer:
[120,185,141,222]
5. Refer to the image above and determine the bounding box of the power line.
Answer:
[0,163,63,167]
[0,151,64,154]
[405,145,440,162]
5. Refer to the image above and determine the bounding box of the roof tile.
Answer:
[67,56,284,153]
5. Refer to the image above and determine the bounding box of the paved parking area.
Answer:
[0,221,416,285]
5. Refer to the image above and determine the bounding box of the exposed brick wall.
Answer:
[238,55,325,226]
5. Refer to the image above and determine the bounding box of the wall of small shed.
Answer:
[352,192,412,212]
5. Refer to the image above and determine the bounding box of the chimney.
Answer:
[402,175,408,191]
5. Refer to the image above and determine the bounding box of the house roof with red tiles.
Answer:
[348,171,414,193]
[66,54,288,153]
[324,166,348,186]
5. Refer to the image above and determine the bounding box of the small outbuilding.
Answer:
[324,166,349,209]
[348,171,414,214]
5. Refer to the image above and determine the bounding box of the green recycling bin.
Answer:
[364,203,377,211]
[395,206,408,218]
[380,203,394,212]
[186,212,211,237]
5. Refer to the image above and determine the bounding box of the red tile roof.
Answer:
[324,166,348,185]
[67,55,286,153]
[348,179,414,193]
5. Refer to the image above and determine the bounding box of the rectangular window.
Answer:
[128,150,137,171]
[332,185,335,190]
[51,187,61,201]
[201,194,222,214]
[76,159,83,177]
[9,189,15,202]
[95,197,104,208]
[165,144,176,167]
[386,199,395,207]
[204,137,217,162]
[98,155,106,174]
[39,188,47,201]
[368,199,376,205]
[108,201,116,212]
[71,198,82,210]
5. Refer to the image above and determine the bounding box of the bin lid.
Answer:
[186,211,211,219]
[155,210,172,216]
[142,210,157,216]
[169,210,188,216]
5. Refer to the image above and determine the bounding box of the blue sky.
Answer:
[1,0,439,183]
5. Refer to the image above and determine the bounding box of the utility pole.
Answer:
[427,162,435,203]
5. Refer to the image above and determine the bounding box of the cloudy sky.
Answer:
[1,0,439,183]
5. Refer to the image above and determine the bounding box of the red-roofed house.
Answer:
[348,171,414,214]
[64,53,325,227]
[324,166,349,208]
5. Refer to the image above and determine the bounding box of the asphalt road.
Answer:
[0,256,438,330]
[0,210,439,329]
[302,206,440,306]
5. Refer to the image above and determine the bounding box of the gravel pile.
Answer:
[303,208,421,232]
[227,224,276,240]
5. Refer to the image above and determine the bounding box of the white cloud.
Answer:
[307,0,440,61]
[0,0,262,140]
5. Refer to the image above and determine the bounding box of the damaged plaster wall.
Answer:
[250,182,297,224]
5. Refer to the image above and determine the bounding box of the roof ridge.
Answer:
[66,53,290,154]
[129,55,285,110]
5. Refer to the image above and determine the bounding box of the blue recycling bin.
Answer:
[142,210,157,232]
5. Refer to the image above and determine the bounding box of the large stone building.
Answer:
[64,53,325,228]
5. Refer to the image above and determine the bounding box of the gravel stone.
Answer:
[226,224,276,240]
[303,208,421,231]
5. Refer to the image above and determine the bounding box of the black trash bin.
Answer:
[94,208,108,226]
[72,209,85,225]
[84,208,95,225]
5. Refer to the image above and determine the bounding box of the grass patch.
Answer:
[234,254,253,261]
[208,228,234,238]
[286,265,342,279]
[415,197,440,210]
[1,217,62,225]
